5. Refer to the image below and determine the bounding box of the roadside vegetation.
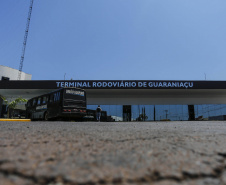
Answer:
[0,96,27,118]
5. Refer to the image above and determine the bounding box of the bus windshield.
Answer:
[63,88,86,108]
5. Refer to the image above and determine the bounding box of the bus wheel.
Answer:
[44,112,49,121]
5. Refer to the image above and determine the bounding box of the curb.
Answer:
[0,119,31,122]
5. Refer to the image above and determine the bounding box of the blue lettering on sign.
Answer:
[56,81,194,89]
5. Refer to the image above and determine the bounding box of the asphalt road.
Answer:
[0,121,226,185]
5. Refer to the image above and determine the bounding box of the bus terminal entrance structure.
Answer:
[1,80,226,121]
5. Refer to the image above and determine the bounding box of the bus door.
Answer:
[35,97,43,119]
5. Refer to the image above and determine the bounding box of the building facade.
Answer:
[0,65,32,80]
[1,80,226,121]
[0,66,32,117]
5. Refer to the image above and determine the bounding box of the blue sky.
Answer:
[0,0,226,80]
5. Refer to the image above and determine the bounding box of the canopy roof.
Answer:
[1,80,226,104]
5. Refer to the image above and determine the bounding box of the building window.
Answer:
[1,76,10,81]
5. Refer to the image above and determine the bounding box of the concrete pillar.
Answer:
[188,105,195,121]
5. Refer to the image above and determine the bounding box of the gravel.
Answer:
[0,121,226,185]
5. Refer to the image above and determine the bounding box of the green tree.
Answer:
[0,96,27,118]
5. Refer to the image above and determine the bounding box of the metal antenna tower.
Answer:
[17,0,34,80]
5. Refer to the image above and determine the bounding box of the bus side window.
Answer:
[42,97,46,104]
[27,101,31,107]
[33,99,37,106]
[37,97,41,105]
[54,92,60,102]
[50,94,54,103]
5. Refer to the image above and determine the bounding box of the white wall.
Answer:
[0,65,32,80]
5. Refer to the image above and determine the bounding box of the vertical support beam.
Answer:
[188,105,195,121]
